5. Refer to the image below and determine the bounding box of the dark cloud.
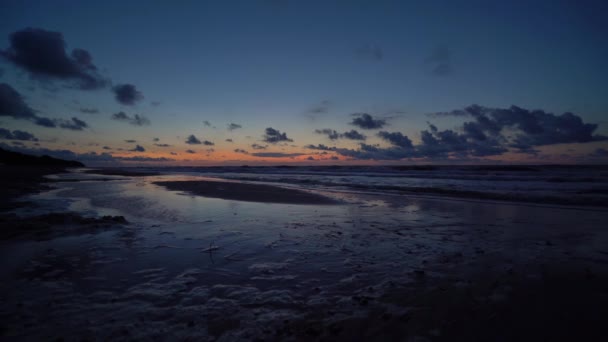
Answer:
[341,129,366,140]
[315,128,339,140]
[307,156,315,161]
[1,28,107,89]
[234,148,249,154]
[79,107,99,114]
[0,128,38,141]
[350,113,387,129]
[111,111,150,126]
[1,83,36,120]
[227,123,242,131]
[203,120,211,127]
[425,46,452,76]
[102,146,111,150]
[154,143,171,147]
[170,152,177,155]
[225,138,233,142]
[251,152,304,158]
[185,149,196,154]
[153,137,159,142]
[263,127,293,143]
[112,84,143,105]
[203,140,215,146]
[251,143,267,150]
[34,116,56,127]
[185,134,202,144]
[377,131,413,148]
[330,156,339,160]
[435,104,607,150]
[355,44,383,61]
[334,105,606,160]
[130,144,145,152]
[124,139,137,143]
[58,117,88,130]
[304,144,335,151]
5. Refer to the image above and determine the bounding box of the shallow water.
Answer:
[1,170,607,340]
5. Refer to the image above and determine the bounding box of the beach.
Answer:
[1,167,607,340]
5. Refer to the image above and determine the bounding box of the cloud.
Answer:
[124,139,137,143]
[102,146,111,150]
[315,128,366,140]
[153,137,159,142]
[355,44,383,61]
[185,134,201,144]
[0,83,37,120]
[0,128,38,141]
[111,111,150,126]
[154,143,171,147]
[251,152,304,158]
[307,156,315,161]
[425,46,452,76]
[203,120,211,127]
[341,129,366,140]
[350,113,387,129]
[130,145,145,152]
[112,84,143,105]
[227,123,242,131]
[1,28,107,89]
[315,128,339,140]
[263,127,293,143]
[251,143,267,150]
[305,100,331,120]
[304,144,335,151]
[185,149,196,154]
[79,107,98,114]
[225,138,233,143]
[377,131,413,148]
[333,104,607,160]
[58,117,88,130]
[203,140,214,146]
[234,148,249,154]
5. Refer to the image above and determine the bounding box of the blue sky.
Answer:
[1,0,607,165]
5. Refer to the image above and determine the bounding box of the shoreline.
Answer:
[153,179,338,205]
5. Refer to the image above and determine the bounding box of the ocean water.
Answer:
[139,165,608,207]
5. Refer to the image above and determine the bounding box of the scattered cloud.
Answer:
[234,148,249,154]
[1,28,107,89]
[203,140,214,146]
[130,144,145,152]
[154,143,171,147]
[124,139,137,143]
[153,137,160,142]
[112,84,143,105]
[185,149,196,154]
[58,117,88,130]
[227,123,242,131]
[225,138,233,143]
[263,127,293,143]
[315,128,366,140]
[334,104,607,160]
[203,120,212,127]
[185,134,202,144]
[0,128,38,141]
[315,128,339,140]
[304,144,335,151]
[111,111,150,126]
[350,113,387,129]
[251,143,267,150]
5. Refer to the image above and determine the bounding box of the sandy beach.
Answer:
[1,168,607,340]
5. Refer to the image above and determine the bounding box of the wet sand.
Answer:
[154,179,337,204]
[1,171,607,340]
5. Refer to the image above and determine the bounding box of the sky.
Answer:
[1,0,607,166]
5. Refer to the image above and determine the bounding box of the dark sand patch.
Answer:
[154,180,337,205]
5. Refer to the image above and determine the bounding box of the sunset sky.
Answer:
[1,0,607,165]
